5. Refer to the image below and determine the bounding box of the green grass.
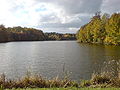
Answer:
[5,88,120,90]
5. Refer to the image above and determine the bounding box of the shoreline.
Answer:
[0,72,120,89]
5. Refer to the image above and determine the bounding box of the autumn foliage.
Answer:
[76,13,120,45]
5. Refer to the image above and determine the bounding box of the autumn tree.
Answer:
[76,13,120,45]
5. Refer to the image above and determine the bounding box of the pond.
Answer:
[0,41,120,80]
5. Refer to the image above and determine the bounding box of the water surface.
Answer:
[0,41,120,80]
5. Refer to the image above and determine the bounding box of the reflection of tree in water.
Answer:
[88,44,120,77]
[104,45,120,60]
[88,45,106,74]
[101,45,120,77]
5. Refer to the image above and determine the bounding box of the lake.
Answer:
[0,41,120,80]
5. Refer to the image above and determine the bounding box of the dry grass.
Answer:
[80,60,120,88]
[1,71,120,89]
[1,60,120,89]
[0,74,78,89]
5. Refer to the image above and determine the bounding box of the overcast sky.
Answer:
[0,0,120,33]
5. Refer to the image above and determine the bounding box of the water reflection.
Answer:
[0,41,120,80]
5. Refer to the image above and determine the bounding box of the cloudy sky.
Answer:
[0,0,120,33]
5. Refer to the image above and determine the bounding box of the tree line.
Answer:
[0,25,76,43]
[0,25,45,42]
[45,32,76,41]
[76,13,120,45]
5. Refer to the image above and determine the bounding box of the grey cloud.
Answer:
[101,0,120,13]
[36,0,103,14]
[40,22,80,28]
[41,27,79,33]
[35,0,103,33]
[38,15,91,28]
[40,14,59,23]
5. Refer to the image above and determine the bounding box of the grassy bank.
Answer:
[0,60,120,89]
[0,72,120,89]
[0,73,78,89]
[6,88,120,90]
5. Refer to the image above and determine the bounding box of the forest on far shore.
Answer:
[76,12,120,45]
[0,25,76,43]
